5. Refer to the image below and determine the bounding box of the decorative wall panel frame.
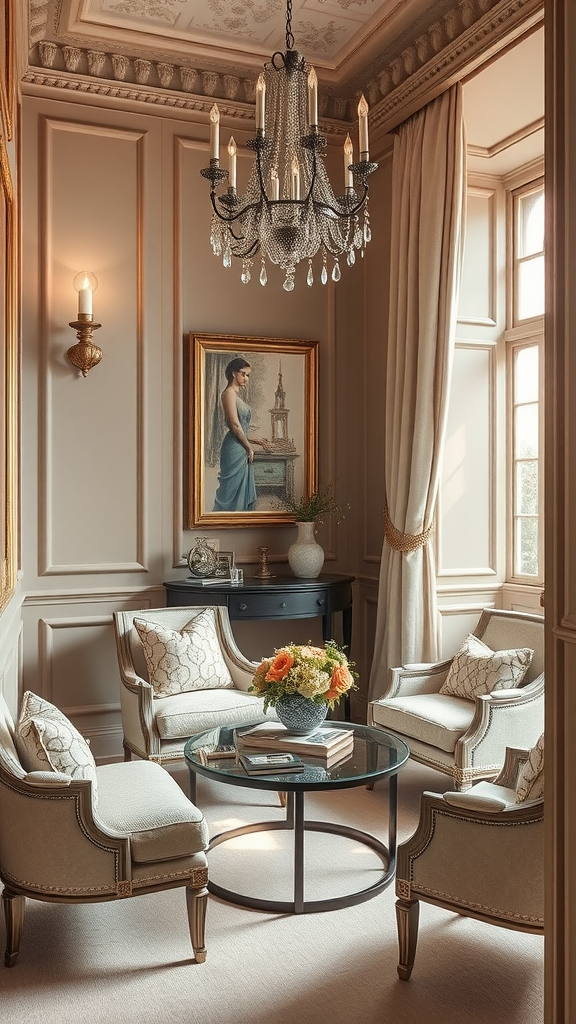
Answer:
[0,132,17,613]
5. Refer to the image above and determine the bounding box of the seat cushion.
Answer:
[95,761,209,864]
[371,693,475,753]
[516,733,544,802]
[439,633,533,700]
[154,688,272,739]
[134,607,234,697]
[16,691,98,804]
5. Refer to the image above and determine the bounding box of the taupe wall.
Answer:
[17,89,381,753]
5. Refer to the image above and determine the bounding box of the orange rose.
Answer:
[265,650,294,682]
[325,663,353,702]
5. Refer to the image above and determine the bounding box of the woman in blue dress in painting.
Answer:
[213,358,270,512]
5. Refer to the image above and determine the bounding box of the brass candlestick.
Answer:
[252,545,275,578]
[67,313,102,377]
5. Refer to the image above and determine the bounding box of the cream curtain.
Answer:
[368,83,467,701]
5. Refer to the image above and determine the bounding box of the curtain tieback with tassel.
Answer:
[383,502,434,552]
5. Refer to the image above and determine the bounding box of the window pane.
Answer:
[516,461,538,515]
[515,403,539,458]
[518,255,545,319]
[519,191,544,257]
[515,517,539,576]
[514,346,538,403]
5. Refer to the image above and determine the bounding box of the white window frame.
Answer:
[505,176,545,587]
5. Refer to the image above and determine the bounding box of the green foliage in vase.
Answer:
[276,483,349,524]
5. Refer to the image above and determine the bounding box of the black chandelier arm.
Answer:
[312,181,369,221]
[209,189,264,225]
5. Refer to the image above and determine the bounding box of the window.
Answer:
[514,183,545,324]
[508,179,544,583]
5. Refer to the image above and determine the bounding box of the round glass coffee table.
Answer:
[184,722,409,915]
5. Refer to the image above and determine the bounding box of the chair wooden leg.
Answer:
[395,897,420,981]
[186,878,208,964]
[2,888,25,968]
[278,791,287,807]
[123,742,132,762]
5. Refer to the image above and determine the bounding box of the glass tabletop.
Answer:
[183,722,409,791]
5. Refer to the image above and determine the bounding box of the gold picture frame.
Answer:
[186,332,318,528]
[0,132,17,612]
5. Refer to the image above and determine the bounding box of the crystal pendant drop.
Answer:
[223,248,232,269]
[347,248,356,266]
[241,259,251,284]
[259,261,268,286]
[364,220,372,244]
[307,261,314,287]
[321,265,328,285]
[354,225,363,249]
[332,261,341,282]
[283,275,295,292]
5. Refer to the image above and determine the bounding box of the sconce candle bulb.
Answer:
[73,271,98,316]
[68,271,102,377]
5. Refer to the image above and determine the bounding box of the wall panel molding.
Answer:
[39,116,148,576]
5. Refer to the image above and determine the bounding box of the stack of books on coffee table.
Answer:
[238,723,355,769]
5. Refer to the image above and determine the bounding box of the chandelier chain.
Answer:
[285,0,294,51]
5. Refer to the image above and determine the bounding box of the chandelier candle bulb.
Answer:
[308,66,318,127]
[358,94,369,157]
[209,104,220,161]
[271,167,280,200]
[344,134,354,189]
[291,156,301,200]
[256,73,266,132]
[227,137,237,189]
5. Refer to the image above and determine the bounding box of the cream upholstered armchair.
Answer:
[114,605,277,765]
[395,742,544,980]
[368,608,544,790]
[0,692,209,967]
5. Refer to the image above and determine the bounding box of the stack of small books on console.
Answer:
[237,723,355,769]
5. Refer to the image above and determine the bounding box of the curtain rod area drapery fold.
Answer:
[368,83,467,702]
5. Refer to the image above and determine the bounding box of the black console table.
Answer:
[163,574,355,718]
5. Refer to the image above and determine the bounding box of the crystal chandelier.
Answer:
[200,0,378,291]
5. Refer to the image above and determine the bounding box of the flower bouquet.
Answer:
[250,640,357,714]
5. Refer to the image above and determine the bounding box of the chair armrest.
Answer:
[493,745,531,788]
[455,674,544,772]
[0,771,130,893]
[374,659,453,700]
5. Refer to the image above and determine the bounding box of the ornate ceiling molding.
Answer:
[23,0,543,133]
[366,0,543,136]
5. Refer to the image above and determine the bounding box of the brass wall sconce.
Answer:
[67,271,102,377]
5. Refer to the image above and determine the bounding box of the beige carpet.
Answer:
[0,760,543,1024]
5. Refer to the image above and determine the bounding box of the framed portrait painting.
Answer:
[186,333,318,528]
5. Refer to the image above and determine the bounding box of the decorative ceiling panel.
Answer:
[56,0,411,72]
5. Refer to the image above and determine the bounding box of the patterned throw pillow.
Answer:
[439,633,533,700]
[516,733,544,802]
[17,691,98,803]
[133,608,234,698]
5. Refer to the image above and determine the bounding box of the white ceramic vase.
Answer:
[287,521,325,578]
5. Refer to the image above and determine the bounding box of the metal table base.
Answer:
[206,777,398,914]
